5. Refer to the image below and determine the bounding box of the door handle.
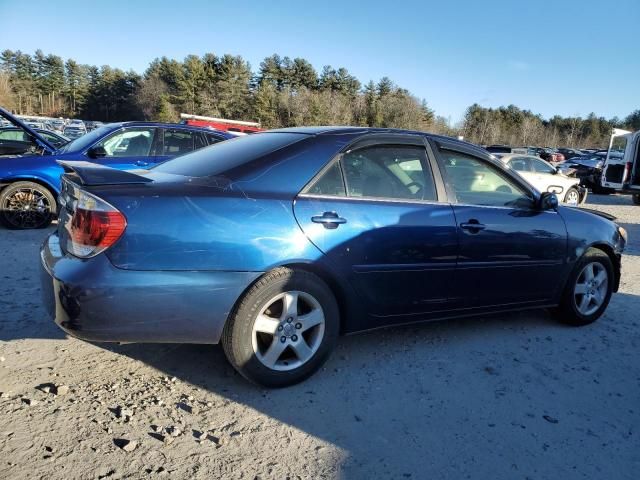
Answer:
[135,160,149,167]
[460,219,486,233]
[311,211,347,229]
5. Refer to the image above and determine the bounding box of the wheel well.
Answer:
[0,178,58,201]
[225,263,352,336]
[283,263,350,332]
[589,243,621,292]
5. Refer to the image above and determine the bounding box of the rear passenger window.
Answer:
[205,133,224,145]
[194,133,208,150]
[307,162,346,196]
[163,129,195,155]
[508,157,530,172]
[341,145,436,201]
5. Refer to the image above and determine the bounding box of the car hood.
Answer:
[562,157,603,169]
[0,107,56,153]
[565,205,616,221]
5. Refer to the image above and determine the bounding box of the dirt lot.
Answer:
[0,194,639,480]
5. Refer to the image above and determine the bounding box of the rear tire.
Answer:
[632,193,640,205]
[552,248,613,326]
[0,181,56,229]
[222,268,339,388]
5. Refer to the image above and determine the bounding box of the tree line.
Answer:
[1,49,638,148]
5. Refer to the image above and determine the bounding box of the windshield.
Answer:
[153,132,307,177]
[57,125,113,153]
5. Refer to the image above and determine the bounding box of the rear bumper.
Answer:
[40,233,262,344]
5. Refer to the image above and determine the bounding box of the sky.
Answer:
[0,0,638,123]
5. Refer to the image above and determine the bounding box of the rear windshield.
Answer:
[153,132,306,177]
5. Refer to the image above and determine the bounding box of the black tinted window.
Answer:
[307,162,346,196]
[163,129,194,155]
[153,132,305,177]
[341,145,436,201]
[508,157,531,171]
[205,132,224,145]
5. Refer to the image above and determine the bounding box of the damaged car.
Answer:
[494,153,587,204]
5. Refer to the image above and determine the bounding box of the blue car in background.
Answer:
[0,107,234,229]
[40,127,627,387]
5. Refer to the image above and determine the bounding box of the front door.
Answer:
[435,146,567,308]
[87,127,160,170]
[294,140,458,321]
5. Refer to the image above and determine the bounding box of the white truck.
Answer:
[601,128,640,204]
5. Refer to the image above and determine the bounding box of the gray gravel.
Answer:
[0,194,639,479]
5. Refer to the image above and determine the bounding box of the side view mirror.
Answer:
[87,146,107,159]
[539,192,559,210]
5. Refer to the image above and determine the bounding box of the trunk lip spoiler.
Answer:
[57,160,154,186]
[0,106,57,153]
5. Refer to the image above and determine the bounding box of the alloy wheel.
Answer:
[573,262,608,316]
[565,190,580,205]
[251,290,325,371]
[2,187,52,228]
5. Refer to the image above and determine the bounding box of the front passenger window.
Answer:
[95,128,155,157]
[441,150,532,208]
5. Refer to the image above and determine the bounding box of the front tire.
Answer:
[552,248,614,326]
[563,187,580,205]
[222,268,339,387]
[0,181,56,229]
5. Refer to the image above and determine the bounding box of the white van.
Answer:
[601,128,640,204]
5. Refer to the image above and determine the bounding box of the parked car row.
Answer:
[484,145,567,163]
[12,115,105,136]
[0,107,234,229]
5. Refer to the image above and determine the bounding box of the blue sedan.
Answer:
[40,127,627,387]
[0,107,234,229]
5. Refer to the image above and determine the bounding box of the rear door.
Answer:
[152,128,201,165]
[294,136,458,321]
[433,141,567,308]
[602,129,638,190]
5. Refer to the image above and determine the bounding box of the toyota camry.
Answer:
[40,127,627,387]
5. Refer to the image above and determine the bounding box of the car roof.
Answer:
[267,126,486,155]
[102,121,234,136]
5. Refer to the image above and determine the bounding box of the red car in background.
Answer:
[180,113,263,135]
[537,147,565,164]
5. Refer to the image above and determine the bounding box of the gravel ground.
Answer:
[0,194,639,480]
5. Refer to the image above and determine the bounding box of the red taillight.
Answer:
[64,189,127,258]
[70,209,126,247]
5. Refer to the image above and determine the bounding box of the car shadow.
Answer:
[97,292,640,478]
